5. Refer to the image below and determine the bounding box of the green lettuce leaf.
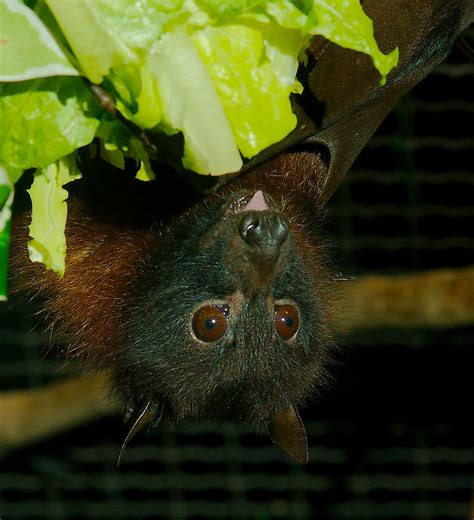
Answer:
[192,24,299,158]
[27,156,81,277]
[44,0,136,84]
[43,0,174,129]
[79,0,171,51]
[0,0,78,81]
[41,0,398,173]
[307,0,399,84]
[106,64,162,129]
[0,217,11,301]
[0,77,100,170]
[148,30,242,175]
[0,165,14,301]
[197,0,398,85]
[130,138,156,182]
[0,166,18,217]
[191,0,397,158]
[44,0,169,132]
[95,113,133,152]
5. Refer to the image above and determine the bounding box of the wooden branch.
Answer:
[332,265,474,332]
[1,265,473,454]
[0,372,117,455]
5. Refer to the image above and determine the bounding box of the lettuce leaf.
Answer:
[0,77,100,170]
[0,0,78,81]
[197,0,398,84]
[43,0,242,174]
[189,0,398,157]
[35,0,398,173]
[130,138,156,182]
[192,24,299,158]
[27,156,81,277]
[0,166,15,301]
[148,30,242,175]
[306,0,399,85]
[0,218,11,301]
[1,0,398,179]
[44,0,136,84]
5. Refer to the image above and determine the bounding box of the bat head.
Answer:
[116,189,332,462]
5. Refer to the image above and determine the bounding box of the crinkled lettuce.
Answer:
[0,77,100,170]
[306,0,399,84]
[27,156,81,277]
[147,30,242,174]
[0,0,398,291]
[0,0,77,81]
[39,0,398,173]
[192,24,300,158]
[0,166,16,301]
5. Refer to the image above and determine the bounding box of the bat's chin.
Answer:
[163,396,286,429]
[123,378,299,430]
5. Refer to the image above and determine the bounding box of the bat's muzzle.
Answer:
[239,211,289,255]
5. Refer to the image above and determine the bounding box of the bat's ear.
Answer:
[270,404,308,464]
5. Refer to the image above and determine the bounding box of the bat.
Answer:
[8,0,474,463]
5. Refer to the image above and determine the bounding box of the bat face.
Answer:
[116,189,330,431]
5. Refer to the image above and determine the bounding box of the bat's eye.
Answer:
[274,305,300,341]
[192,305,229,342]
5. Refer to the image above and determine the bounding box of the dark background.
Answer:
[0,32,473,520]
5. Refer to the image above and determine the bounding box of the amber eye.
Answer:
[192,305,229,343]
[274,305,300,341]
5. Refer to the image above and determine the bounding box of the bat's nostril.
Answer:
[270,214,289,245]
[240,213,261,238]
[239,211,289,252]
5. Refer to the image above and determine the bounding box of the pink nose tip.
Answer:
[244,190,268,212]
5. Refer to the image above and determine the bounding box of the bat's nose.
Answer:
[239,211,289,253]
